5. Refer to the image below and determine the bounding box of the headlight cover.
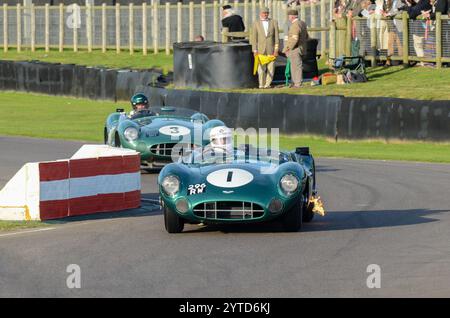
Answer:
[280,174,299,195]
[124,127,139,141]
[161,175,180,197]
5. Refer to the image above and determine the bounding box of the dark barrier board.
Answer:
[173,42,258,89]
[139,87,450,141]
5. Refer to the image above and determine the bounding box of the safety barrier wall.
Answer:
[0,145,141,221]
[1,60,449,141]
[139,86,450,141]
[0,60,163,101]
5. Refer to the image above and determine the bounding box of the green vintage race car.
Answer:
[158,146,321,233]
[104,106,225,169]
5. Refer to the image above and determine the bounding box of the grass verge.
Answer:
[0,91,449,163]
[0,220,49,232]
[0,48,174,73]
[2,49,450,100]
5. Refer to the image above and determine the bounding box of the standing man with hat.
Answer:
[221,4,246,40]
[251,7,280,89]
[283,9,309,88]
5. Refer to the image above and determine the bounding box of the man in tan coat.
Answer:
[251,7,279,89]
[283,9,309,88]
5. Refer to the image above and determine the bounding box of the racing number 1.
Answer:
[227,171,233,182]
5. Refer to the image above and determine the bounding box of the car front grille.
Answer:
[150,143,194,157]
[193,201,265,220]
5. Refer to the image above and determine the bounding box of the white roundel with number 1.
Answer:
[159,125,190,136]
[206,169,254,188]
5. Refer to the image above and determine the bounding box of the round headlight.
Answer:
[124,127,139,141]
[161,175,180,197]
[280,174,299,195]
[175,198,189,213]
[268,198,283,214]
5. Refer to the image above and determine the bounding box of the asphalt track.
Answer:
[1,136,450,297]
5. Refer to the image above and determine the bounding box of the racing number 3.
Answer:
[169,126,180,134]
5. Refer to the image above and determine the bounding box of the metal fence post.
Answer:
[370,14,377,66]
[320,0,326,57]
[116,3,121,53]
[59,4,64,52]
[201,1,206,38]
[402,11,409,65]
[102,3,106,53]
[17,4,22,52]
[177,2,182,43]
[214,1,219,42]
[244,0,248,30]
[189,1,194,41]
[31,4,36,52]
[436,12,442,68]
[87,4,92,52]
[45,4,50,52]
[329,20,336,59]
[3,4,7,52]
[129,3,134,54]
[165,2,170,55]
[252,0,256,24]
[153,1,159,54]
[143,3,147,55]
[311,3,317,41]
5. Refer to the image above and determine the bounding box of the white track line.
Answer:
[0,227,56,238]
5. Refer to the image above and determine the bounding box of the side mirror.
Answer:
[116,108,125,113]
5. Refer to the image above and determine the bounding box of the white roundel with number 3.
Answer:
[206,169,254,188]
[159,125,190,136]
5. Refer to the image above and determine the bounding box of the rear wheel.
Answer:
[282,196,303,232]
[164,205,184,233]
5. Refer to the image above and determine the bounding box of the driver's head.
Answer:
[209,126,233,154]
[130,93,149,112]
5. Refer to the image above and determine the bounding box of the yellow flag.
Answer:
[253,54,277,75]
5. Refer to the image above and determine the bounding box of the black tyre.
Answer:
[164,205,184,233]
[114,133,121,148]
[302,200,315,223]
[282,196,303,232]
[104,128,108,144]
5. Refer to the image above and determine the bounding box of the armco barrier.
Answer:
[2,60,450,140]
[0,145,141,221]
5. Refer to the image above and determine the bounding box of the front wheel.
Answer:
[164,205,184,233]
[281,196,304,232]
[302,200,315,223]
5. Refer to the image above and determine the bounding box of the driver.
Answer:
[208,126,234,156]
[129,93,150,117]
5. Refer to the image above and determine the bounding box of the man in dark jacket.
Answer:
[221,4,245,40]
[407,0,432,18]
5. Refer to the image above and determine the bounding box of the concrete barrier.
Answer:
[0,145,141,221]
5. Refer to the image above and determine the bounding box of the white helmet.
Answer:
[209,126,233,154]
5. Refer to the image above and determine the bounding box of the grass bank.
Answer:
[1,49,450,100]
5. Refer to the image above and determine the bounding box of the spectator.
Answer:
[421,0,448,19]
[282,9,309,88]
[384,0,404,64]
[221,5,245,40]
[251,7,280,89]
[406,0,432,18]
